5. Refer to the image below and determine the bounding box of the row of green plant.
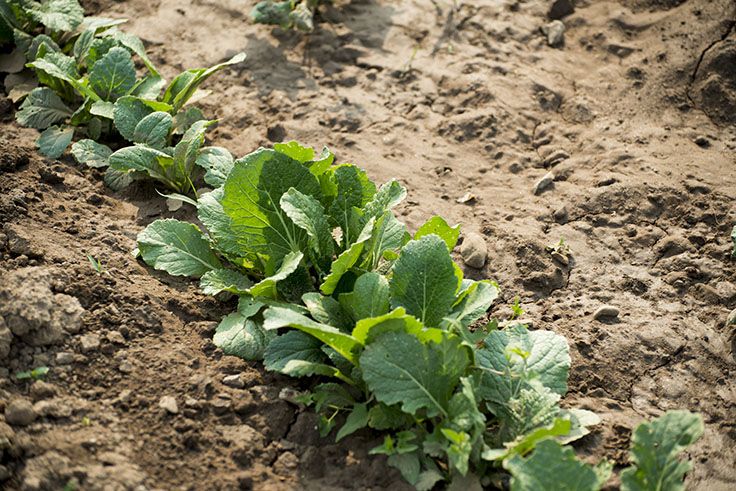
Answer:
[1,2,705,489]
[135,142,705,490]
[1,0,244,192]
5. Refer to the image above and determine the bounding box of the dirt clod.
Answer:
[5,399,37,426]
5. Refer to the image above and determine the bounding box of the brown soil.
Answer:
[1,0,735,490]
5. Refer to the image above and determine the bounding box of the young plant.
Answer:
[134,141,646,488]
[70,53,245,192]
[251,0,322,32]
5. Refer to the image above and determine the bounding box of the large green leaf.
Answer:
[213,312,274,361]
[361,211,407,270]
[360,330,470,418]
[104,167,135,191]
[162,52,245,111]
[280,187,335,259]
[173,119,213,179]
[89,100,114,119]
[221,149,320,265]
[71,139,112,168]
[302,293,351,331]
[28,0,84,32]
[620,411,704,491]
[263,306,361,364]
[328,164,376,245]
[363,179,407,219]
[132,111,172,148]
[132,75,165,100]
[264,330,327,374]
[197,188,248,264]
[195,147,233,187]
[504,440,612,491]
[273,140,315,163]
[319,218,374,295]
[108,29,160,77]
[37,125,73,158]
[442,280,500,329]
[136,219,222,277]
[415,216,460,251]
[475,325,570,411]
[248,251,303,298]
[108,144,179,189]
[113,96,154,141]
[351,308,428,345]
[389,235,458,327]
[88,47,136,101]
[72,29,94,64]
[199,268,252,296]
[15,87,71,129]
[339,272,390,322]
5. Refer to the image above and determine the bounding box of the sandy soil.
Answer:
[1,0,735,489]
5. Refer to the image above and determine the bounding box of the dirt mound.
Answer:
[691,34,736,125]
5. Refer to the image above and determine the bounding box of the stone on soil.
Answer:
[534,171,555,195]
[593,305,620,320]
[542,20,565,47]
[5,399,37,426]
[460,233,488,269]
[159,396,178,414]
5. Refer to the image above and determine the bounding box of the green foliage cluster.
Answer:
[136,142,704,489]
[250,0,324,32]
[1,0,244,192]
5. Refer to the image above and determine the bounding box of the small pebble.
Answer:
[693,135,710,148]
[548,0,575,19]
[118,361,133,373]
[726,308,736,326]
[79,333,100,353]
[543,149,569,167]
[210,396,232,415]
[460,233,488,269]
[29,381,57,400]
[106,331,126,344]
[5,399,37,426]
[542,20,565,47]
[456,192,477,205]
[534,171,555,195]
[222,374,245,389]
[159,396,178,414]
[593,305,620,320]
[596,176,618,187]
[553,206,568,224]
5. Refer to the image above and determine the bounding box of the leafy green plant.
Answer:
[69,52,245,192]
[9,7,160,157]
[2,1,245,192]
[133,141,624,488]
[620,410,703,491]
[0,0,86,50]
[251,0,323,32]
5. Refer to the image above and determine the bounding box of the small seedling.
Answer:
[510,296,524,319]
[87,254,108,275]
[15,366,49,380]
